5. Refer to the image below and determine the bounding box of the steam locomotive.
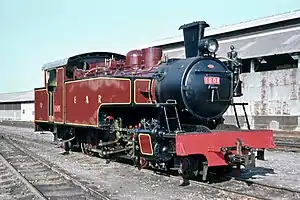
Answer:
[34,21,275,184]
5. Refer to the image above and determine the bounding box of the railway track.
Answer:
[2,128,300,200]
[0,136,111,200]
[4,134,252,200]
[212,176,300,200]
[143,168,300,200]
[0,121,34,129]
[0,151,45,200]
[0,137,265,200]
[274,141,300,152]
[6,133,300,200]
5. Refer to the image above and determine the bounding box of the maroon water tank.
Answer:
[141,47,163,69]
[126,49,142,68]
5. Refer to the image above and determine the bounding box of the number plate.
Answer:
[204,76,220,85]
[54,105,61,112]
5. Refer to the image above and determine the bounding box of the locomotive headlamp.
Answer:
[207,39,219,53]
[198,38,219,54]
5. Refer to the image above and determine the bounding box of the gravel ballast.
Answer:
[1,125,300,199]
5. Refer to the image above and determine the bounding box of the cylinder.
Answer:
[141,47,163,70]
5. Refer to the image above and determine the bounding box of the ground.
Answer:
[241,150,300,191]
[0,125,300,199]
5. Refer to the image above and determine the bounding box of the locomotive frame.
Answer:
[34,21,275,185]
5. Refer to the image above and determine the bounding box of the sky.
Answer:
[0,0,299,93]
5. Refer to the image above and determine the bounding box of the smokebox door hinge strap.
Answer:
[208,85,219,102]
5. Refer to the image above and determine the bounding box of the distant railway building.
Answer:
[0,90,34,121]
[140,10,300,131]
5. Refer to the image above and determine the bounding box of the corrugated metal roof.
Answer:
[41,57,68,71]
[139,9,300,48]
[0,90,34,103]
[163,26,300,59]
[218,27,300,59]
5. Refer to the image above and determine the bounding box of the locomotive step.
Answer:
[169,167,180,170]
[156,103,177,107]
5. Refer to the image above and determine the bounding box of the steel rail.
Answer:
[4,136,111,200]
[0,149,48,200]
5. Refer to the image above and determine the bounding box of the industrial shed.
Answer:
[0,90,34,121]
[141,10,300,131]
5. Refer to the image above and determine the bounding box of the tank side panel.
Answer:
[134,79,152,104]
[53,67,64,123]
[65,77,131,126]
[34,88,48,122]
[138,133,153,155]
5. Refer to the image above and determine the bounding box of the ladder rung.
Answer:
[162,104,182,132]
[166,100,177,104]
[167,117,177,120]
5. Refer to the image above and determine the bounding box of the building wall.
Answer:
[161,37,300,131]
[0,102,34,121]
[223,67,300,131]
[21,102,35,121]
[0,103,21,121]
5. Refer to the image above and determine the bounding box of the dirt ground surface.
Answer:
[0,155,40,200]
[240,150,300,191]
[0,120,35,129]
[1,125,300,199]
[0,125,252,200]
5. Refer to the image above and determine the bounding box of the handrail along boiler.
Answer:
[34,21,275,184]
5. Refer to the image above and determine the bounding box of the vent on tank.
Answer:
[179,21,209,58]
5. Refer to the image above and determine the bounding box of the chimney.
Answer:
[179,21,209,58]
